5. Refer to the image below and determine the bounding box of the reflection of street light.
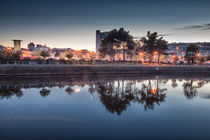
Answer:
[75,88,80,93]
[151,87,158,94]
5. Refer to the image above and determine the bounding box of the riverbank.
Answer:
[0,64,210,76]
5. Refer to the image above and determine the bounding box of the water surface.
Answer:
[1,75,210,140]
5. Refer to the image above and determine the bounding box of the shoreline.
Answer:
[0,64,210,76]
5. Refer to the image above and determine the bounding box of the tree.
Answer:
[0,50,22,62]
[54,52,60,58]
[32,49,41,57]
[99,28,135,61]
[13,51,22,61]
[40,50,50,59]
[78,49,88,60]
[185,44,199,65]
[140,31,168,63]
[89,52,96,64]
[66,52,74,60]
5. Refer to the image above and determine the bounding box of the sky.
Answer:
[0,0,210,51]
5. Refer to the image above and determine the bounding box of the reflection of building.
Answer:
[96,30,110,52]
[13,40,22,51]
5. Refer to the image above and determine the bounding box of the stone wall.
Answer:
[0,65,210,76]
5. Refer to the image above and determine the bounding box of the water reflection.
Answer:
[135,80,166,111]
[0,86,23,99]
[0,75,210,115]
[40,88,51,97]
[182,79,209,99]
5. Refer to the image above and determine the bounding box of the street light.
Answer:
[176,46,179,56]
[153,51,158,54]
[6,47,12,52]
[196,52,200,57]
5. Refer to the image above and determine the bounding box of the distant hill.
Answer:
[168,42,210,55]
[0,44,5,50]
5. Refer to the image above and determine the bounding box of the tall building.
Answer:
[28,42,35,51]
[13,40,22,51]
[96,30,109,52]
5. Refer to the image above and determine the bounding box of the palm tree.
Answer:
[141,31,168,63]
[185,44,199,65]
[40,50,50,59]
[99,28,135,62]
[66,52,74,61]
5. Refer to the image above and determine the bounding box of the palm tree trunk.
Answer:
[123,49,125,62]
[158,53,160,64]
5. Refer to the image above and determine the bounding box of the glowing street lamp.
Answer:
[6,47,12,52]
[153,51,158,55]
[139,52,143,56]
[196,52,200,57]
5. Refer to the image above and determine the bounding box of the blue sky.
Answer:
[0,0,210,51]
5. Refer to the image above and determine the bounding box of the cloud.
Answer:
[158,33,174,37]
[175,23,210,31]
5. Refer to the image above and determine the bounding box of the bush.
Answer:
[199,56,207,64]
[207,55,210,60]
[46,58,56,64]
[59,59,67,64]
[79,58,86,64]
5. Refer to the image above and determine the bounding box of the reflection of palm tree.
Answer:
[97,82,134,115]
[88,84,95,94]
[92,80,167,114]
[171,79,178,88]
[65,86,74,95]
[134,80,166,111]
[40,88,51,97]
[183,80,197,99]
[195,80,209,88]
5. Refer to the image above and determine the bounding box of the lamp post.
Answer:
[196,52,200,64]
[176,46,179,56]
[153,51,158,64]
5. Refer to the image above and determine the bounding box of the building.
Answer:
[167,42,210,56]
[96,30,109,52]
[36,44,50,51]
[13,40,22,51]
[28,42,35,51]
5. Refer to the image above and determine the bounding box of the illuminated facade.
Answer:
[96,30,109,52]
